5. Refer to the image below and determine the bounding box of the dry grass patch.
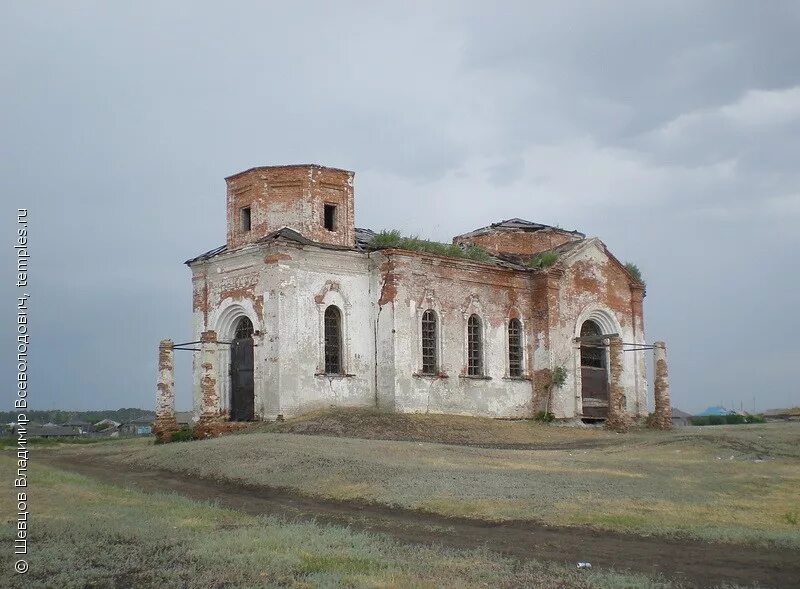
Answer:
[0,455,671,589]
[55,422,800,548]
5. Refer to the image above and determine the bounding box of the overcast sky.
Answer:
[2,1,799,414]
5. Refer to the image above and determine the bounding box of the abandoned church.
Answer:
[155,163,672,439]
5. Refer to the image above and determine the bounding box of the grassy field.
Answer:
[0,455,669,589]
[63,416,800,549]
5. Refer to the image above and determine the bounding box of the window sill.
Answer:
[503,376,532,381]
[315,373,355,379]
[413,372,449,379]
[460,374,492,380]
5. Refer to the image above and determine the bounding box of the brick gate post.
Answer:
[652,341,673,430]
[153,339,178,442]
[198,330,221,422]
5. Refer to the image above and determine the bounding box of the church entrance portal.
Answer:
[230,317,255,421]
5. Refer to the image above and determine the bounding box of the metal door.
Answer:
[580,320,609,419]
[230,337,254,421]
[581,365,609,418]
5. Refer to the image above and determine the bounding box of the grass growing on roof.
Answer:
[527,250,559,268]
[369,229,493,262]
[624,262,645,286]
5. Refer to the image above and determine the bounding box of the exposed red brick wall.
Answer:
[561,255,641,333]
[225,164,354,250]
[379,250,536,326]
[264,253,292,264]
[378,255,400,306]
[531,269,563,410]
[454,228,582,256]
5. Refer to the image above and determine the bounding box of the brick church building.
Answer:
[158,162,665,430]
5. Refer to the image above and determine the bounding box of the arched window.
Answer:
[324,305,343,374]
[580,320,604,368]
[508,318,523,377]
[234,316,254,340]
[421,310,438,375]
[467,314,483,376]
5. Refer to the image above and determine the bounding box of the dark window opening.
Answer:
[580,320,604,368]
[241,207,251,232]
[508,318,523,377]
[324,305,343,374]
[467,314,483,376]
[421,309,438,375]
[234,316,254,340]
[324,204,337,231]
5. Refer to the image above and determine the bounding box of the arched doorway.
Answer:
[230,316,254,421]
[580,319,609,420]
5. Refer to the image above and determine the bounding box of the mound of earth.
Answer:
[260,407,616,449]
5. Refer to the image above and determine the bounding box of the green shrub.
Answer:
[369,230,492,263]
[170,427,193,443]
[690,415,725,426]
[624,262,645,287]
[690,414,764,426]
[527,251,559,269]
[550,366,567,388]
[533,411,555,423]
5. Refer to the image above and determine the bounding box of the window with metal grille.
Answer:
[234,316,254,340]
[580,320,604,368]
[467,314,483,376]
[508,318,523,377]
[421,309,438,375]
[324,305,343,374]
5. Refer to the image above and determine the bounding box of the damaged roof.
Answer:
[354,227,377,251]
[454,218,585,239]
[184,224,590,274]
[185,227,374,265]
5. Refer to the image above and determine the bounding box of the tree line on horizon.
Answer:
[1,408,154,425]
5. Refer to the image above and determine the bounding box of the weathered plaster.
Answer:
[181,164,654,424]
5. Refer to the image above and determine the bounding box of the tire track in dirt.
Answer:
[44,454,799,588]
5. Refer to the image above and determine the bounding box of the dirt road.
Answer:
[45,453,800,588]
